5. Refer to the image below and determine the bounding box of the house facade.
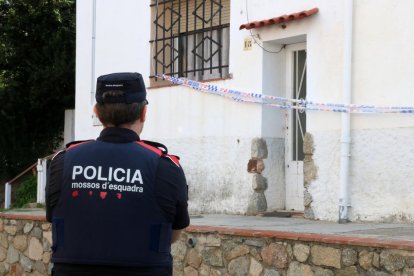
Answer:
[75,0,414,222]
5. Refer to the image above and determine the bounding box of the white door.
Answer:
[285,43,306,211]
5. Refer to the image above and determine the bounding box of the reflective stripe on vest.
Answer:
[51,140,172,267]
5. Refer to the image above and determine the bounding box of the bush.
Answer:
[13,175,37,208]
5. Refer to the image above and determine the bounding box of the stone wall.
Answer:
[2,216,414,276]
[0,217,52,275]
[173,230,414,276]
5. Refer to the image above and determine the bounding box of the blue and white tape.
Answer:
[156,74,414,114]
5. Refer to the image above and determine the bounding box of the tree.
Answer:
[0,0,75,180]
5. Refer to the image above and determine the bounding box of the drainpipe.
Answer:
[90,0,97,104]
[339,0,353,224]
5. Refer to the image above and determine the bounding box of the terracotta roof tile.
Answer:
[239,8,319,30]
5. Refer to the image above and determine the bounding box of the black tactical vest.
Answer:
[51,140,172,267]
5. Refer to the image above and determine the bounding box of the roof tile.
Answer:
[240,8,319,30]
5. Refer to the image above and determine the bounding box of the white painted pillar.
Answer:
[36,159,47,204]
[4,182,11,209]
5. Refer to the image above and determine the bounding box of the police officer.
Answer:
[46,72,189,275]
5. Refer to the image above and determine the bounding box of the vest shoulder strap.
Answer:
[138,140,181,168]
[65,140,95,151]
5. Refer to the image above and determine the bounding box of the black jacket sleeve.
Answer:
[155,157,190,230]
[45,151,65,222]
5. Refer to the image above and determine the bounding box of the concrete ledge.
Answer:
[0,210,46,221]
[3,211,414,251]
[186,225,414,251]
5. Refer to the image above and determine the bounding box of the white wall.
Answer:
[76,0,414,221]
[75,0,151,140]
[76,0,264,214]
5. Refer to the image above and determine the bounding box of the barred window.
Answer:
[150,0,230,86]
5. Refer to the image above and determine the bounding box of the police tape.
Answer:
[156,74,414,114]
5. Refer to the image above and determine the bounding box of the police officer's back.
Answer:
[45,72,190,275]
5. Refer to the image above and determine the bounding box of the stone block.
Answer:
[210,268,221,276]
[15,221,23,233]
[14,235,27,251]
[0,219,3,232]
[249,257,263,276]
[0,246,7,262]
[228,256,249,276]
[225,245,249,261]
[287,261,313,276]
[366,270,392,276]
[251,138,268,159]
[20,254,33,272]
[184,266,198,276]
[342,248,357,266]
[359,250,373,270]
[41,223,51,231]
[199,264,210,276]
[173,263,184,276]
[304,207,315,220]
[406,257,414,268]
[244,239,265,248]
[314,267,334,276]
[205,234,221,247]
[28,237,43,261]
[7,246,19,263]
[304,190,313,207]
[249,247,262,262]
[42,252,51,264]
[4,225,17,235]
[380,250,405,272]
[246,192,267,215]
[247,159,265,174]
[9,263,23,276]
[261,243,288,269]
[43,231,52,245]
[202,247,223,267]
[303,133,314,155]
[373,253,380,268]
[337,266,358,276]
[31,227,42,239]
[43,238,51,252]
[311,245,341,269]
[172,240,187,262]
[23,222,34,234]
[0,263,6,275]
[186,248,202,268]
[0,233,8,248]
[34,260,46,274]
[403,268,414,276]
[252,174,267,191]
[263,269,280,276]
[293,243,310,263]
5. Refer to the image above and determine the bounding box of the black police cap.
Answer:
[96,72,147,104]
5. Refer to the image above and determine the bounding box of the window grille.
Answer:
[150,0,230,86]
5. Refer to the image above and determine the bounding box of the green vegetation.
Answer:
[0,0,75,180]
[13,175,37,208]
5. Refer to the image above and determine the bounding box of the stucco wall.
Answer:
[75,0,414,221]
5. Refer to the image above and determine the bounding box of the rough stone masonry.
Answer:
[2,217,414,275]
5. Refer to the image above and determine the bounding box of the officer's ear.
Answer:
[93,104,100,120]
[139,105,147,123]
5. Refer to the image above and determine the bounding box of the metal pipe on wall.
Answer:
[339,0,354,224]
[90,0,97,104]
